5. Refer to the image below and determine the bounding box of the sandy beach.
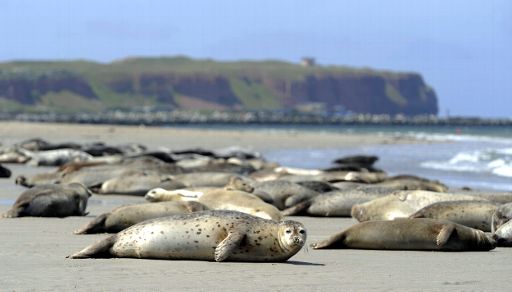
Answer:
[0,122,510,291]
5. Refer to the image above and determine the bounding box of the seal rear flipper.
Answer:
[1,202,29,218]
[284,194,310,209]
[281,200,311,216]
[214,230,246,262]
[436,224,455,247]
[408,210,425,219]
[74,213,109,234]
[1,207,21,218]
[67,235,117,259]
[310,232,347,249]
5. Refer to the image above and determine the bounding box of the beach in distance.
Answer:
[1,121,511,291]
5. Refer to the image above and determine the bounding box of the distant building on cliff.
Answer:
[301,57,316,67]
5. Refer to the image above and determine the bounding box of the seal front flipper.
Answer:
[67,235,117,259]
[74,213,109,234]
[310,232,347,249]
[436,224,455,247]
[214,229,246,262]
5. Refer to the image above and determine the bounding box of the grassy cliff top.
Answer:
[0,56,418,80]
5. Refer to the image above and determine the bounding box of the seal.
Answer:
[2,183,91,218]
[226,177,319,210]
[97,171,173,195]
[17,148,93,166]
[0,149,30,164]
[67,210,306,262]
[279,171,387,184]
[351,190,482,222]
[145,188,282,221]
[167,172,245,188]
[15,172,63,187]
[311,218,495,251]
[282,186,393,216]
[74,201,208,234]
[376,175,448,192]
[409,200,499,232]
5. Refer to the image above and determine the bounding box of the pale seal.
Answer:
[2,183,91,218]
[278,171,387,184]
[97,171,173,195]
[145,188,282,221]
[74,201,208,234]
[351,190,483,222]
[311,218,495,251]
[18,148,93,166]
[167,172,244,188]
[68,210,306,262]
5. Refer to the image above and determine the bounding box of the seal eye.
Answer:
[299,230,305,234]
[285,229,292,234]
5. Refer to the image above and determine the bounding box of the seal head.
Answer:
[278,220,307,253]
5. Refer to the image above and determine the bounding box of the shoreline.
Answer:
[2,111,512,126]
[0,121,416,151]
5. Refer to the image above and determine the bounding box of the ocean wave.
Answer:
[421,147,512,178]
[405,132,512,144]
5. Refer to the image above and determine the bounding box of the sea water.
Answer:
[259,124,512,191]
[173,124,512,191]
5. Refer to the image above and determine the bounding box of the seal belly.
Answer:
[112,220,225,260]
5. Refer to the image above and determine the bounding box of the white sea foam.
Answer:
[421,147,512,178]
[406,132,512,144]
[493,165,512,178]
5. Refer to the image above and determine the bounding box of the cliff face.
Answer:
[0,58,438,115]
[260,73,437,115]
[0,72,97,105]
[108,73,241,106]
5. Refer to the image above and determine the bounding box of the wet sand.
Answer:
[0,122,510,291]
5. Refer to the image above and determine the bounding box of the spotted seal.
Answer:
[409,200,499,232]
[68,210,306,262]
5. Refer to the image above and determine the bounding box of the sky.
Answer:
[1,0,510,118]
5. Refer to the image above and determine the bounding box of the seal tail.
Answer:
[74,213,109,234]
[281,200,311,216]
[1,203,28,218]
[67,235,117,259]
[408,210,424,219]
[1,208,20,218]
[491,211,502,235]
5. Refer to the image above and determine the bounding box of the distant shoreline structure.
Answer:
[1,110,510,127]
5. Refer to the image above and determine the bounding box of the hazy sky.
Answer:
[1,0,510,117]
